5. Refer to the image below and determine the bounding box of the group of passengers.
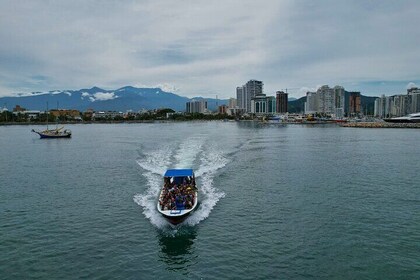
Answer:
[159,176,196,211]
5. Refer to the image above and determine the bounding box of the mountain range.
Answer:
[0,86,376,114]
[0,86,228,112]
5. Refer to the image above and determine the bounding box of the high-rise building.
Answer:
[374,95,386,118]
[317,85,335,114]
[408,87,420,95]
[385,96,393,117]
[374,98,380,117]
[228,98,237,109]
[236,80,263,113]
[334,86,345,118]
[411,93,420,113]
[186,99,207,113]
[276,91,288,113]
[349,92,361,115]
[374,92,420,118]
[303,85,362,117]
[245,80,263,113]
[392,94,412,117]
[304,91,317,114]
[268,96,276,114]
[304,85,335,115]
[408,87,420,113]
[236,87,245,110]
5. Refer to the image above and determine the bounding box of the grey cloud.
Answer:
[0,0,419,98]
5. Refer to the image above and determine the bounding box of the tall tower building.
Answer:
[245,80,263,113]
[186,99,207,113]
[349,92,361,115]
[276,91,288,113]
[236,86,245,109]
[407,87,420,95]
[410,93,420,113]
[408,87,420,113]
[236,80,263,113]
[304,92,317,114]
[317,85,335,114]
[334,86,345,118]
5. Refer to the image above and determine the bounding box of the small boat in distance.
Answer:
[383,112,420,123]
[32,102,72,138]
[157,169,198,225]
[32,126,72,138]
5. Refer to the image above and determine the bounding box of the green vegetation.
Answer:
[0,108,238,124]
[0,111,12,122]
[0,111,55,123]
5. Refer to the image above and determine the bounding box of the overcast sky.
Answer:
[0,0,419,98]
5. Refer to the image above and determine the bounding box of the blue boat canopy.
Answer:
[164,169,194,177]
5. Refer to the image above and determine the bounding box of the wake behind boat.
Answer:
[157,169,198,225]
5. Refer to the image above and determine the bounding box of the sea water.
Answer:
[0,122,419,279]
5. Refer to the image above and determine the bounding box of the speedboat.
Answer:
[383,112,420,123]
[157,169,198,225]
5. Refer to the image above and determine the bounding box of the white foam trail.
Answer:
[133,181,167,229]
[195,151,228,178]
[133,146,173,229]
[136,146,173,176]
[174,137,204,169]
[134,139,228,228]
[184,148,228,226]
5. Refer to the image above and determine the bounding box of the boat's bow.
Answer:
[157,169,198,225]
[157,191,198,225]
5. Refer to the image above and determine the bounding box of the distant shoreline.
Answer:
[2,120,420,128]
[0,119,228,126]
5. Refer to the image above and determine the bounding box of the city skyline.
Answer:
[0,1,419,98]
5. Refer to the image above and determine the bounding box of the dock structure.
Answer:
[341,122,420,128]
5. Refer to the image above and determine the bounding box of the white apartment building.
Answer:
[374,90,420,118]
[304,92,318,114]
[236,80,264,113]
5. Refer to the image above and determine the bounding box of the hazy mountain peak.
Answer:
[0,86,228,112]
[78,86,107,94]
[117,86,137,91]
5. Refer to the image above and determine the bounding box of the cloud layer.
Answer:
[0,0,419,98]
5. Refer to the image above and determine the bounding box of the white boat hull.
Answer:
[157,190,198,225]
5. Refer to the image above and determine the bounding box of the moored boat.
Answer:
[383,112,420,123]
[333,119,348,123]
[157,169,198,225]
[32,127,72,138]
[31,102,72,139]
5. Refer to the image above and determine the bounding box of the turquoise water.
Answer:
[1,122,419,279]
